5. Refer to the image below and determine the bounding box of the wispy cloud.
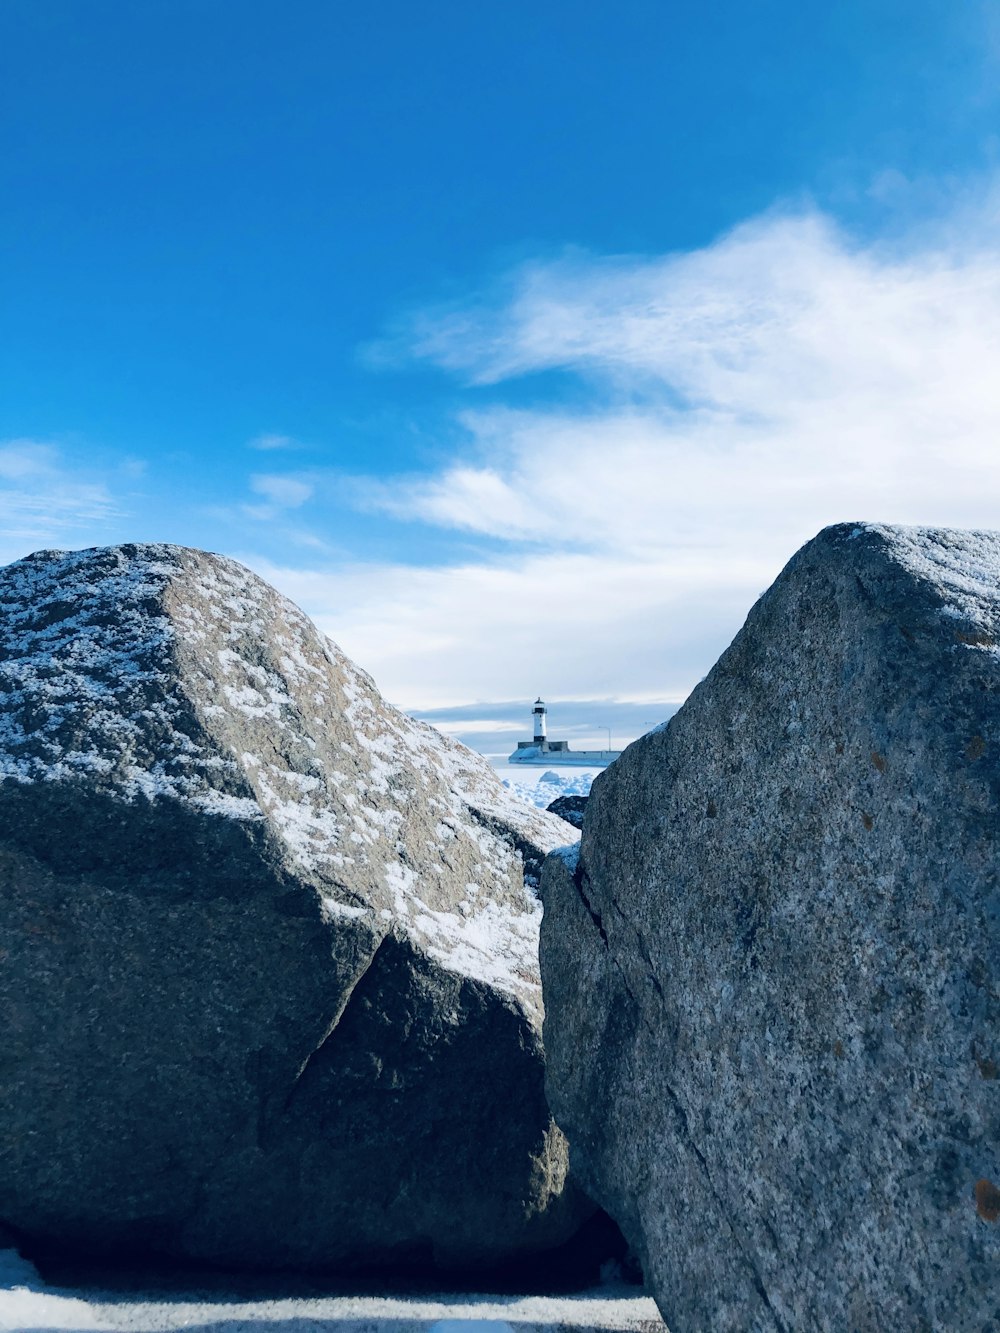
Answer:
[0,440,61,481]
[258,198,1000,707]
[248,432,298,451]
[0,439,121,564]
[366,205,1000,571]
[396,208,1000,400]
[238,472,316,522]
[250,474,314,508]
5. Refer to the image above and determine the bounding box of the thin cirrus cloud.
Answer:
[240,472,316,522]
[254,198,1000,710]
[0,439,120,565]
[250,474,314,508]
[247,432,298,451]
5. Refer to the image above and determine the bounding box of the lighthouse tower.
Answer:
[532,697,547,746]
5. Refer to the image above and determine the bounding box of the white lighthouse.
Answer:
[510,696,623,767]
[532,697,547,744]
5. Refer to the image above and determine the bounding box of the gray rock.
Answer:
[545,795,589,830]
[540,523,1000,1332]
[0,542,586,1273]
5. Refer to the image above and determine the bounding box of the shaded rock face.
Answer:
[0,542,586,1273]
[540,524,1000,1332]
[545,795,589,830]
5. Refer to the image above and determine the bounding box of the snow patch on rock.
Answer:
[0,543,576,1006]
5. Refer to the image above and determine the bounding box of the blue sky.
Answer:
[3,1,1000,727]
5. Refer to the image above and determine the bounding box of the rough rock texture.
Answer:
[0,542,586,1273]
[540,524,1000,1332]
[545,795,589,830]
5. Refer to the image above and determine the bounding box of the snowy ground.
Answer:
[0,1248,665,1333]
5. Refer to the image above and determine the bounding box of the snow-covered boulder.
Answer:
[0,543,586,1273]
[540,524,1000,1331]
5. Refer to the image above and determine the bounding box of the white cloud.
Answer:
[244,547,769,710]
[254,200,1000,707]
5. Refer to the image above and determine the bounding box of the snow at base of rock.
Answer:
[0,1249,665,1333]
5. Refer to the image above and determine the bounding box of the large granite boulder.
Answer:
[540,524,1000,1331]
[0,542,586,1273]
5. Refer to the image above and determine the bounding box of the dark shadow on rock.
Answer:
[25,1209,639,1303]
